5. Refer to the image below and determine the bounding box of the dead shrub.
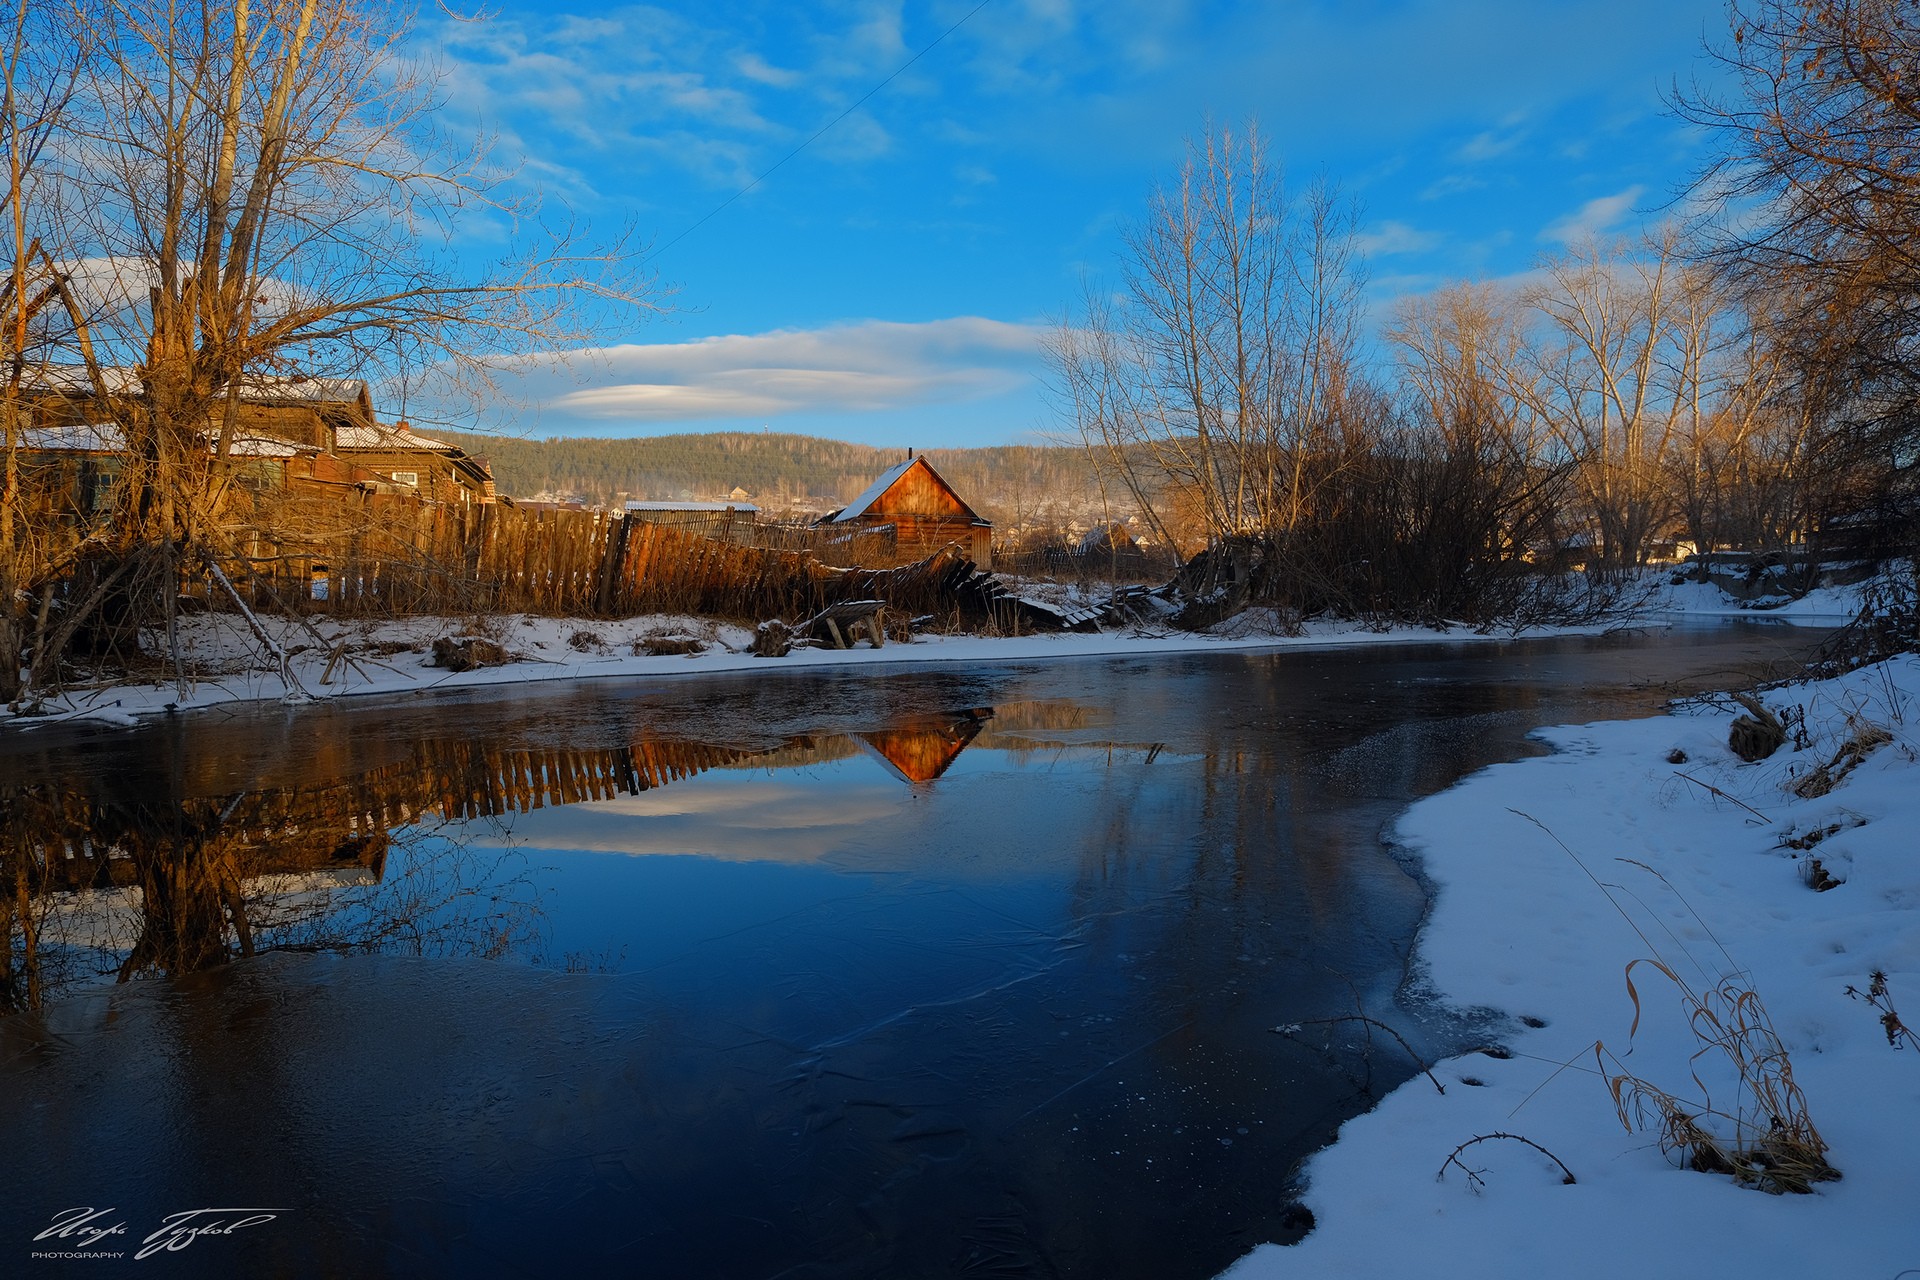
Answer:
[635,635,705,657]
[1845,971,1917,1054]
[1598,961,1838,1194]
[1515,814,1838,1195]
[1791,717,1894,798]
[429,636,510,672]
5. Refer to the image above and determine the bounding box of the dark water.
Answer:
[0,623,1823,1278]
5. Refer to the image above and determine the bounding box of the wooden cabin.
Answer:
[818,453,992,567]
[334,419,496,504]
[15,366,496,509]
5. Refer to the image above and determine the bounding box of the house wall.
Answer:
[232,404,329,448]
[866,465,972,520]
[336,448,483,503]
[843,459,992,566]
[876,514,992,567]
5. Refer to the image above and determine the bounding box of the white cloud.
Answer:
[1456,125,1525,163]
[734,51,801,88]
[1420,173,1487,202]
[1355,220,1442,257]
[1540,185,1647,244]
[496,317,1046,427]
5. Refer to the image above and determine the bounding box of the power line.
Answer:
[649,0,994,261]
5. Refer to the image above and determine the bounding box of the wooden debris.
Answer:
[805,600,888,649]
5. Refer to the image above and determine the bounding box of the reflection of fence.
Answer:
[5,714,1001,892]
[223,494,1002,620]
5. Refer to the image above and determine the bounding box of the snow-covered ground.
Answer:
[0,607,1607,729]
[0,571,1869,730]
[1224,652,1920,1278]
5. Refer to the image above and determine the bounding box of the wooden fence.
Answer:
[228,492,1010,623]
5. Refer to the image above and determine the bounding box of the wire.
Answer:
[648,0,994,261]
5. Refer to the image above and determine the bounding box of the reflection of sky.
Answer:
[427,739,1207,994]
[451,742,1173,867]
[454,751,907,862]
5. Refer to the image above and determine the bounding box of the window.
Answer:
[389,470,419,487]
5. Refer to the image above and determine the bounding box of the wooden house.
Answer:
[14,367,496,510]
[334,419,496,504]
[818,453,992,567]
[853,710,990,784]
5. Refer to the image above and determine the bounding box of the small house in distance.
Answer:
[818,453,992,567]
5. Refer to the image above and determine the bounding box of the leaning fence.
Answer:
[220,493,1002,622]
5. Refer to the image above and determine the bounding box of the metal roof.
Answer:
[828,459,917,523]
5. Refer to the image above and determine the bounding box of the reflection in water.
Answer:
[0,627,1829,1279]
[0,704,1031,1012]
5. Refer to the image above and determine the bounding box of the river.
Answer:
[0,622,1827,1277]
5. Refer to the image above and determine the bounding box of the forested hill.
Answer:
[438,429,1107,519]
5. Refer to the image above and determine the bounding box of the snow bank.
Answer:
[2,608,1622,729]
[1224,656,1920,1278]
[4,569,1866,730]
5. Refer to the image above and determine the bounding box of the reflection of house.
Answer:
[854,711,991,783]
[817,453,992,567]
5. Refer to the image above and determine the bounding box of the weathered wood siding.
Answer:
[833,458,993,567]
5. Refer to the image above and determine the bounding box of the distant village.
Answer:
[17,367,1172,587]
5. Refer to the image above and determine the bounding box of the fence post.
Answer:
[596,512,632,617]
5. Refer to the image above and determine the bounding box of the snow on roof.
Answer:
[625,500,759,513]
[22,421,311,458]
[231,374,369,404]
[227,434,304,458]
[22,366,368,404]
[20,421,125,452]
[828,459,917,523]
[20,365,143,396]
[334,423,455,452]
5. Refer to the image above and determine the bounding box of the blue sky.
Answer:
[419,0,1733,447]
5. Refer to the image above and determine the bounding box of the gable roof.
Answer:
[335,422,457,453]
[827,455,986,525]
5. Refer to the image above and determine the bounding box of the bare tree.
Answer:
[0,0,97,704]
[1516,236,1704,568]
[1674,0,1920,557]
[8,0,652,702]
[1045,122,1370,555]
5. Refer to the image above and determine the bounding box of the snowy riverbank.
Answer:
[1224,650,1920,1278]
[0,573,1864,730]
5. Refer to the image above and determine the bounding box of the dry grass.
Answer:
[1791,715,1894,799]
[1597,962,1838,1193]
[1846,971,1917,1054]
[1514,812,1840,1194]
